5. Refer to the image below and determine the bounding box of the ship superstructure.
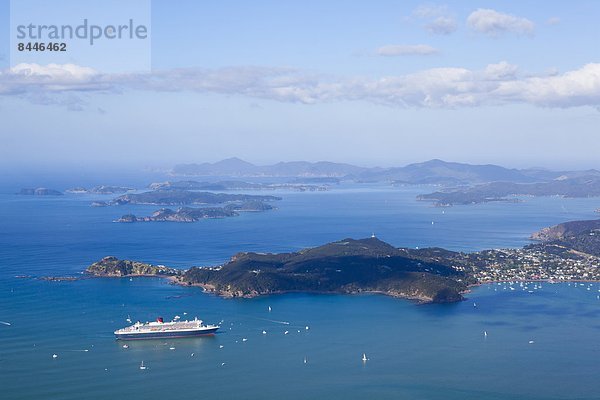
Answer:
[114,317,219,340]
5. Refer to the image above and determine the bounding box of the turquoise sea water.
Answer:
[1,181,599,399]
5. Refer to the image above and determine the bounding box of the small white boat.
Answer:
[362,353,368,362]
[122,344,129,349]
[52,354,58,359]
[139,361,147,370]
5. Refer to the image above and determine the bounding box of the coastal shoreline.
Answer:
[170,276,442,303]
[41,271,600,305]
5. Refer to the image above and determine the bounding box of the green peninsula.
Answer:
[86,238,468,303]
[180,237,468,303]
[84,219,600,304]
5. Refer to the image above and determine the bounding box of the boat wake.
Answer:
[250,317,290,325]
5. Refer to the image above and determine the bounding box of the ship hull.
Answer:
[115,327,219,340]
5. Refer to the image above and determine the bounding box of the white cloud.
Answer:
[1,62,600,110]
[413,4,449,18]
[376,44,439,56]
[547,17,560,25]
[426,16,457,35]
[11,63,97,80]
[467,9,535,36]
[484,61,519,80]
[413,4,458,35]
[0,63,108,94]
[494,64,600,107]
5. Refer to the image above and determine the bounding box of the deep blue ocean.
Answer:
[1,176,599,399]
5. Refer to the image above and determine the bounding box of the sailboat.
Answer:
[362,353,368,362]
[139,361,147,370]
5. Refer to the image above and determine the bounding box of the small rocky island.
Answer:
[116,201,275,223]
[85,218,600,304]
[18,188,63,196]
[66,185,133,194]
[87,256,181,276]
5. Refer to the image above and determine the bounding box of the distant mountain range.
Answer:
[172,158,365,179]
[172,158,600,185]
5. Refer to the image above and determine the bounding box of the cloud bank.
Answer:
[2,62,600,109]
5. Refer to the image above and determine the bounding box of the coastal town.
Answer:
[450,244,600,283]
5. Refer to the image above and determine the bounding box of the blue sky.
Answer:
[0,0,599,170]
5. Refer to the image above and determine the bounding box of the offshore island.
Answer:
[84,218,600,304]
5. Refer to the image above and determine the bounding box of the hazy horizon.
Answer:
[3,155,599,180]
[1,1,599,171]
